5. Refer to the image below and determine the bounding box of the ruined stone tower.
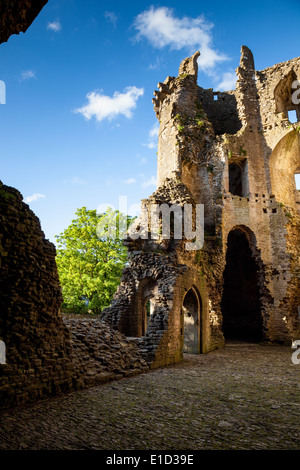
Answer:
[1,10,299,406]
[103,46,300,368]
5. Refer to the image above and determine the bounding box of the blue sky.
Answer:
[0,0,299,244]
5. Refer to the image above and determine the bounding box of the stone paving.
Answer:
[0,342,299,450]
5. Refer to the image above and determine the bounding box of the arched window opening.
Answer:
[274,69,300,122]
[121,278,158,338]
[145,299,151,319]
[144,297,155,335]
[137,279,158,337]
[221,228,263,342]
[182,287,201,354]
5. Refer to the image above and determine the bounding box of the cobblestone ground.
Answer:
[0,342,299,450]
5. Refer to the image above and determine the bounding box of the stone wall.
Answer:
[0,183,150,409]
[0,0,150,411]
[102,176,226,367]
[63,316,148,388]
[218,47,300,342]
[103,47,300,368]
[1,0,299,405]
[0,182,74,408]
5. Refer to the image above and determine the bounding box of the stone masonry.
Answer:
[103,47,300,368]
[0,181,148,409]
[0,2,148,410]
[0,1,299,408]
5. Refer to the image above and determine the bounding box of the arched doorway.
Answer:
[182,287,201,354]
[221,228,263,342]
[143,296,155,335]
[120,278,158,337]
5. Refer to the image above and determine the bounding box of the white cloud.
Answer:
[133,7,227,71]
[24,193,46,203]
[75,86,144,123]
[149,124,159,137]
[147,57,162,71]
[143,122,159,149]
[217,71,237,91]
[47,21,62,32]
[137,155,147,165]
[104,11,117,29]
[142,175,157,188]
[72,176,86,185]
[124,178,136,184]
[19,70,36,81]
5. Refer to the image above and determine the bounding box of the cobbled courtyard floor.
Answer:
[0,342,299,450]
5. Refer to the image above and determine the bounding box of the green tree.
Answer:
[55,207,131,314]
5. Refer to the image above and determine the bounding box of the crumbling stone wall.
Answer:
[63,316,148,388]
[0,182,74,407]
[102,178,199,367]
[0,0,150,411]
[1,0,299,404]
[0,182,149,409]
[218,47,300,342]
[104,46,300,367]
[102,176,225,367]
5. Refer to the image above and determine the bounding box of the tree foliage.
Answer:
[55,207,131,314]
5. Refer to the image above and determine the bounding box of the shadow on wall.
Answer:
[269,129,300,208]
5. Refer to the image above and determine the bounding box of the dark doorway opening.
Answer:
[229,159,248,196]
[221,229,263,342]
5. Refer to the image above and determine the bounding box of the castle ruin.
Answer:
[0,0,299,408]
[103,47,300,368]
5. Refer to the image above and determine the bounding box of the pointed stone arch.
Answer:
[119,277,159,338]
[182,285,202,354]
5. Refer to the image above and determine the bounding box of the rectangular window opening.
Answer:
[288,109,298,124]
[229,159,249,197]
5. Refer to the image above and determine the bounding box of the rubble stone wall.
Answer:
[104,46,300,366]
[63,316,148,388]
[0,1,151,410]
[1,0,299,405]
[0,184,151,410]
[0,182,74,408]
